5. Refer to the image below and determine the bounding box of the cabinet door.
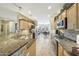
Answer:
[77,4,79,29]
[58,44,64,56]
[26,41,36,56]
[67,4,77,29]
[63,50,70,56]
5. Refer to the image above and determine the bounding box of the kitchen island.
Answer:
[0,34,35,56]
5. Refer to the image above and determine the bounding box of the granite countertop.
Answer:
[54,35,77,54]
[0,35,34,56]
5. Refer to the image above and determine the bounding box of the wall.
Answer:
[0,20,10,35]
[9,22,16,33]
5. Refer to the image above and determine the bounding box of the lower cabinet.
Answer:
[58,43,70,56]
[63,50,70,56]
[58,44,64,56]
[26,41,36,56]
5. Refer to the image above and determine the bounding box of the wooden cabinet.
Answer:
[61,10,67,20]
[63,50,70,56]
[58,43,70,56]
[53,4,79,30]
[67,4,77,29]
[26,41,36,56]
[77,3,79,29]
[18,13,35,31]
[58,44,64,56]
[19,19,29,30]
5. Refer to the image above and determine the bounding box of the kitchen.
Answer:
[0,3,79,56]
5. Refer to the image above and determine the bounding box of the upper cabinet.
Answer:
[19,19,29,30]
[67,4,77,30]
[61,10,67,20]
[53,3,79,31]
[17,13,36,30]
[77,4,79,29]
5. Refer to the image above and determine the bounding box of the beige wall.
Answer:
[67,4,77,29]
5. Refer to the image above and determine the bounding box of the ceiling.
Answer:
[0,3,64,24]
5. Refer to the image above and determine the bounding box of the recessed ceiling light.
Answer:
[48,6,52,10]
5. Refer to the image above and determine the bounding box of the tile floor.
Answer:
[36,33,56,56]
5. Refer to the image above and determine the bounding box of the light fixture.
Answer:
[48,6,52,10]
